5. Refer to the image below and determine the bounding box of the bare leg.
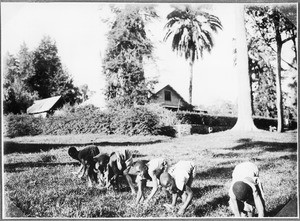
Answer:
[181,192,187,203]
[125,174,136,195]
[78,165,87,179]
[73,164,84,178]
[87,176,93,187]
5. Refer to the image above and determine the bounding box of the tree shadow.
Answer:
[4,140,163,154]
[194,195,230,217]
[4,162,77,173]
[237,138,252,143]
[278,154,297,161]
[229,141,297,152]
[195,166,234,180]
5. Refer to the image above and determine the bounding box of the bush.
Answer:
[111,104,180,136]
[4,114,43,138]
[42,109,112,135]
[176,111,237,127]
[110,106,159,135]
[41,104,178,136]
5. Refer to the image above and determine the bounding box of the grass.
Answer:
[3,130,298,218]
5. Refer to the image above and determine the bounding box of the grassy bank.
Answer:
[3,130,297,218]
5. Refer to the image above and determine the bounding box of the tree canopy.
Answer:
[102,5,158,108]
[163,5,222,104]
[3,36,81,114]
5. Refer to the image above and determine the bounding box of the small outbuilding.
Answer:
[27,96,61,118]
[150,84,193,111]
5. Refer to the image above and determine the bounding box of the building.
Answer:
[27,96,61,117]
[150,84,193,111]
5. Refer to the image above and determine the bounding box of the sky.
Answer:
[1,2,296,107]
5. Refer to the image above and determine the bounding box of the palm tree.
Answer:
[163,5,222,105]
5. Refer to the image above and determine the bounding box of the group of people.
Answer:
[68,145,266,217]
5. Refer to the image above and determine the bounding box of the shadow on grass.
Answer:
[4,140,163,154]
[194,195,230,217]
[230,141,297,152]
[192,185,223,199]
[4,162,78,173]
[195,166,234,180]
[278,154,297,161]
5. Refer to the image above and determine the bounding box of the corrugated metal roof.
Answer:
[27,96,61,114]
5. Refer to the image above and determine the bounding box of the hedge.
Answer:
[3,106,297,138]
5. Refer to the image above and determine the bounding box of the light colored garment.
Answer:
[229,162,265,203]
[232,162,259,183]
[135,158,167,183]
[169,161,196,191]
[147,158,167,177]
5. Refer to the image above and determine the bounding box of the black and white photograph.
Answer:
[2,1,298,218]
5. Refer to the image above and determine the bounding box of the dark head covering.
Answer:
[232,181,253,202]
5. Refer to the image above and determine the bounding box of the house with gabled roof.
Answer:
[150,84,193,111]
[27,96,61,117]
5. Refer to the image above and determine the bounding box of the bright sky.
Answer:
[1,3,295,106]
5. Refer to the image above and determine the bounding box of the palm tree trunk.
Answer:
[189,61,193,105]
[232,4,258,131]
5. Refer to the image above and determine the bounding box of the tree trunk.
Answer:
[274,12,284,132]
[232,4,258,131]
[189,61,193,105]
[275,45,284,132]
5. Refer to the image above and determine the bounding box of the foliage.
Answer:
[176,111,237,127]
[28,36,81,105]
[164,5,222,62]
[3,37,81,114]
[202,101,238,116]
[109,106,160,135]
[245,5,297,132]
[102,5,158,107]
[246,5,297,68]
[3,49,38,114]
[3,114,43,138]
[42,106,112,135]
[248,54,277,118]
[163,5,222,104]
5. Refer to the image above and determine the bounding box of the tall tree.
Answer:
[163,5,222,105]
[232,4,258,131]
[3,49,38,114]
[28,36,81,105]
[102,5,158,108]
[246,5,297,132]
[247,37,277,118]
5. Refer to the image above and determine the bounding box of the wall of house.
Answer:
[152,89,185,108]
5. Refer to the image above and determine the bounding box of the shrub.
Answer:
[109,104,179,136]
[176,111,237,127]
[41,109,112,135]
[110,106,160,136]
[3,114,43,138]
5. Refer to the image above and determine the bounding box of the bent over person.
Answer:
[134,158,168,204]
[68,145,100,179]
[160,161,195,215]
[95,149,136,194]
[229,161,265,217]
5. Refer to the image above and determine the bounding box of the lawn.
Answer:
[3,130,298,218]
